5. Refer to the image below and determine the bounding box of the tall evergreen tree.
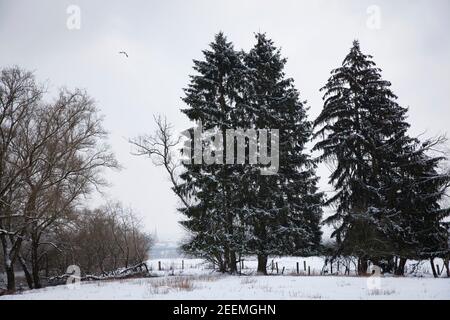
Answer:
[178,33,323,274]
[314,40,450,274]
[179,33,245,273]
[242,34,323,274]
[313,40,413,273]
[380,137,450,275]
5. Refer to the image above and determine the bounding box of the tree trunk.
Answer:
[385,257,396,274]
[5,265,16,292]
[228,250,237,274]
[45,254,49,278]
[394,257,407,276]
[215,253,226,273]
[1,234,16,292]
[223,247,230,273]
[256,254,268,275]
[393,256,398,274]
[430,257,438,278]
[18,254,34,289]
[31,242,42,289]
[218,260,227,273]
[444,257,449,278]
[358,258,368,276]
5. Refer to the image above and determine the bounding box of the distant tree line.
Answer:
[0,67,152,292]
[134,33,450,276]
[43,203,152,279]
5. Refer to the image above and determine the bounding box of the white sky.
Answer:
[1,0,449,242]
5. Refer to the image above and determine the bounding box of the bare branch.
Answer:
[130,115,191,209]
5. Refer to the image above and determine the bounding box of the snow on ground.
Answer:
[1,257,448,300]
[1,274,448,300]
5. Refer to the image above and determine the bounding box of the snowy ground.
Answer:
[1,257,449,300]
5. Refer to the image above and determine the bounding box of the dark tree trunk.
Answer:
[430,257,438,278]
[218,261,227,273]
[31,242,42,289]
[394,257,407,276]
[385,257,396,274]
[256,254,268,275]
[216,254,226,273]
[223,247,230,273]
[5,265,16,292]
[45,254,49,278]
[444,257,449,277]
[229,250,237,274]
[393,256,398,274]
[358,258,368,276]
[18,254,34,289]
[1,234,16,292]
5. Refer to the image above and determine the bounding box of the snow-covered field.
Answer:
[1,257,449,300]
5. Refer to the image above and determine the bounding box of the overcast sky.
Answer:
[1,0,449,242]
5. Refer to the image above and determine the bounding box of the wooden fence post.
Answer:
[304,260,307,271]
[308,266,311,276]
[296,262,299,274]
[158,261,162,271]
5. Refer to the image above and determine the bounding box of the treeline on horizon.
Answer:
[134,32,450,277]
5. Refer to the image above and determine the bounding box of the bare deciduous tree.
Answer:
[45,203,152,277]
[0,67,43,291]
[0,67,119,291]
[130,115,191,208]
[16,89,118,288]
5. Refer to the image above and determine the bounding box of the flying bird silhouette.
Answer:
[118,51,129,58]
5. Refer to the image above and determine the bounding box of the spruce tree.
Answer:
[179,33,245,273]
[313,40,412,273]
[242,34,323,274]
[314,40,450,274]
[381,138,450,275]
[179,33,324,274]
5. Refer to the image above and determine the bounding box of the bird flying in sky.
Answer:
[118,51,129,58]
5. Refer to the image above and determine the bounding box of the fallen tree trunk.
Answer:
[47,262,150,286]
